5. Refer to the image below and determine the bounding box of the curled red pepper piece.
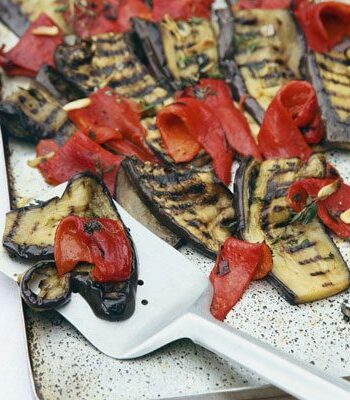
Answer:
[235,0,291,9]
[68,88,157,162]
[287,177,336,212]
[287,177,350,238]
[178,79,262,160]
[152,0,214,21]
[210,238,272,321]
[38,131,123,194]
[0,13,62,77]
[157,98,233,185]
[258,81,324,162]
[68,0,151,38]
[54,216,132,283]
[294,1,350,53]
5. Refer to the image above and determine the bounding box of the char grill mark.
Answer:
[122,158,235,258]
[54,33,171,108]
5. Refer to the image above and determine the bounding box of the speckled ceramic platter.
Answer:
[1,3,350,400]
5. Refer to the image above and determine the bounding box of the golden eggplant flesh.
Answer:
[122,158,235,259]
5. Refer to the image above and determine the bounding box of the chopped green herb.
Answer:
[177,56,195,70]
[246,42,258,53]
[190,17,203,25]
[207,71,224,80]
[290,202,317,225]
[140,101,156,114]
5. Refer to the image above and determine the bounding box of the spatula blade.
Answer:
[0,183,210,358]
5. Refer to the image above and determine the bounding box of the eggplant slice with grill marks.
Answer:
[4,172,138,321]
[3,172,134,260]
[122,157,235,259]
[235,154,350,304]
[307,45,350,149]
[54,32,173,110]
[0,80,75,143]
[20,260,138,321]
[218,7,306,124]
[115,167,183,248]
[133,16,220,87]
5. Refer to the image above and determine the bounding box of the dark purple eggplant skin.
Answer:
[233,157,259,237]
[20,261,72,311]
[306,52,350,149]
[36,65,77,105]
[0,0,29,36]
[132,18,177,91]
[20,257,138,322]
[70,256,138,322]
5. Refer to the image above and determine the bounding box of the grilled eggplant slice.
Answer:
[20,260,138,321]
[115,167,183,248]
[122,158,235,258]
[3,172,133,260]
[218,7,305,123]
[235,155,350,303]
[54,33,172,109]
[0,80,75,143]
[133,16,219,86]
[307,46,350,149]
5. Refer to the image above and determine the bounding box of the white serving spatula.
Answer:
[1,182,350,400]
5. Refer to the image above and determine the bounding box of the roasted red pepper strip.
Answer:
[68,0,151,38]
[210,238,272,321]
[235,0,291,9]
[258,81,324,161]
[152,0,214,21]
[68,88,157,162]
[287,177,350,238]
[0,13,62,77]
[38,131,123,194]
[54,216,132,283]
[157,98,233,185]
[294,1,350,53]
[178,79,262,160]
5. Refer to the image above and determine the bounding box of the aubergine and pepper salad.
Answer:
[1,0,350,322]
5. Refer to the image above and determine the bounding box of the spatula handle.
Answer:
[187,311,350,400]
